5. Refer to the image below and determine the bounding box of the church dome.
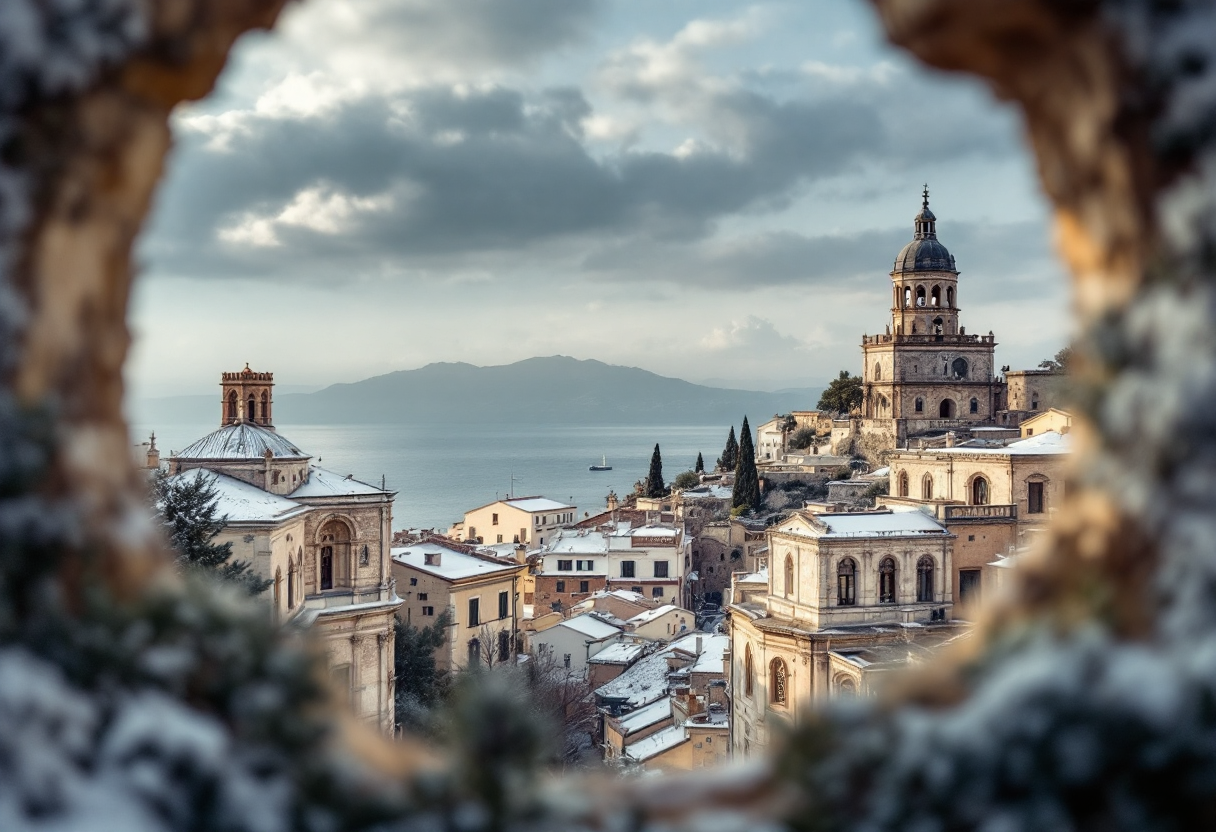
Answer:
[893,187,957,274]
[176,422,309,461]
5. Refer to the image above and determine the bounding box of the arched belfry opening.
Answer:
[220,364,276,429]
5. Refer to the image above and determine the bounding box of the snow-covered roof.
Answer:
[176,422,309,461]
[627,604,681,626]
[926,431,1071,456]
[681,485,733,500]
[589,642,646,665]
[690,633,730,675]
[556,613,622,641]
[169,469,308,524]
[290,465,385,498]
[595,632,723,708]
[737,568,768,585]
[868,466,891,477]
[545,530,610,554]
[780,507,948,539]
[503,496,574,512]
[631,526,678,538]
[624,724,687,762]
[391,542,519,581]
[616,698,672,735]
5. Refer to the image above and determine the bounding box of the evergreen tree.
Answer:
[395,611,450,733]
[733,416,761,511]
[644,443,665,498]
[717,426,738,471]
[152,470,271,595]
[817,370,864,414]
[695,452,705,473]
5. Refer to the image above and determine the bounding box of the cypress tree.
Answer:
[717,426,738,471]
[695,452,705,473]
[733,416,761,511]
[644,443,665,498]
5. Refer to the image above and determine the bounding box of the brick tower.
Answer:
[220,364,275,428]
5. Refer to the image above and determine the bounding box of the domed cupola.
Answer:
[894,186,957,273]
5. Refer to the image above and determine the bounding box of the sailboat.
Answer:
[589,455,612,471]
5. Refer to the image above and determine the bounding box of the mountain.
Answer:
[131,357,824,426]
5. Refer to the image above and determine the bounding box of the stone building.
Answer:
[858,190,1004,442]
[692,518,767,604]
[881,430,1072,611]
[728,506,965,758]
[1000,369,1070,425]
[390,536,524,672]
[166,367,401,733]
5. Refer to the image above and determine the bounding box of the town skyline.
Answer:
[128,0,1070,401]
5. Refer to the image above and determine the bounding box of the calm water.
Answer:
[133,422,727,531]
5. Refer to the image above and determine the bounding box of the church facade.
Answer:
[167,366,401,734]
[853,191,1006,450]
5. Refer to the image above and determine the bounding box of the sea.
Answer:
[131,422,727,531]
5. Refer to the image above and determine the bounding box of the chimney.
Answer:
[695,635,703,655]
[945,431,956,448]
[606,490,618,511]
[513,544,527,564]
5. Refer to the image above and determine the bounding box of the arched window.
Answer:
[770,659,788,705]
[915,397,923,413]
[274,568,282,606]
[837,558,856,606]
[916,286,926,306]
[468,638,481,667]
[260,391,269,424]
[879,557,896,603]
[970,397,979,414]
[287,564,295,609]
[946,286,954,307]
[933,316,944,336]
[972,476,989,506]
[940,399,955,418]
[318,520,352,590]
[931,285,941,307]
[874,362,882,381]
[922,474,933,500]
[1031,395,1040,410]
[898,471,909,497]
[227,390,237,420]
[952,357,969,378]
[744,645,754,697]
[903,286,912,308]
[836,675,858,696]
[917,556,935,602]
[784,554,794,597]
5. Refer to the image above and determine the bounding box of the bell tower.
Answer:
[221,364,275,429]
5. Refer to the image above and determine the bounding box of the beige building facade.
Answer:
[457,496,576,547]
[391,537,523,672]
[167,367,401,734]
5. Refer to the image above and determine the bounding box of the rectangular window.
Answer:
[524,592,534,604]
[1028,481,1045,514]
[959,569,982,605]
[330,663,352,703]
[468,597,480,626]
[469,527,476,540]
[576,559,594,571]
[417,593,428,601]
[579,580,589,594]
[555,580,565,592]
[497,534,503,543]
[652,587,664,597]
[631,586,642,594]
[492,513,499,525]
[654,561,669,578]
[557,559,573,571]
[535,517,541,526]
[409,577,417,586]
[520,528,527,542]
[621,560,636,578]
[422,606,434,616]
[498,591,509,619]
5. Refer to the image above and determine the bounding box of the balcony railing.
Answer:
[943,503,1017,520]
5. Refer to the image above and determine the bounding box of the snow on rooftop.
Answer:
[929,430,1071,456]
[869,466,891,477]
[556,613,622,640]
[690,633,730,675]
[624,724,688,762]
[504,496,574,512]
[627,604,681,626]
[176,422,309,461]
[782,507,948,538]
[169,469,307,524]
[681,485,733,500]
[391,542,519,581]
[594,632,726,708]
[737,568,768,584]
[630,526,678,537]
[616,698,672,734]
[545,529,609,554]
[290,465,385,498]
[589,642,646,665]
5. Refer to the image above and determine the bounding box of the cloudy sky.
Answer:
[128,0,1072,399]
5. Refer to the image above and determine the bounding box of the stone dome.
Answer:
[176,422,309,460]
[894,236,957,273]
[893,188,957,273]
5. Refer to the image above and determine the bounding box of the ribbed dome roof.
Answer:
[894,236,957,273]
[177,422,309,460]
[893,187,957,274]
